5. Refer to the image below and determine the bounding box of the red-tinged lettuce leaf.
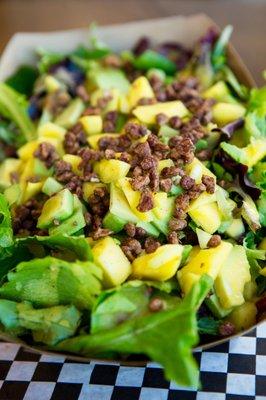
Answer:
[56,275,213,387]
[219,118,245,141]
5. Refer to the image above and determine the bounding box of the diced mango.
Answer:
[185,157,216,184]
[189,202,221,234]
[17,141,39,161]
[0,158,21,189]
[132,244,183,281]
[259,238,266,250]
[214,245,251,309]
[118,178,154,222]
[80,115,103,136]
[63,154,82,176]
[203,81,237,103]
[188,192,217,211]
[128,76,155,108]
[243,139,266,168]
[83,182,107,202]
[212,102,246,126]
[178,241,233,294]
[118,94,130,114]
[91,88,120,112]
[94,159,130,183]
[133,100,188,124]
[92,236,132,288]
[22,181,43,203]
[38,122,66,141]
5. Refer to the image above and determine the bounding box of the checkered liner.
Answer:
[0,323,265,400]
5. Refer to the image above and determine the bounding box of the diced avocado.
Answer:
[228,301,257,332]
[244,280,258,301]
[152,217,169,235]
[168,185,183,197]
[158,125,178,143]
[189,202,222,234]
[205,293,232,319]
[49,207,86,236]
[203,81,237,103]
[177,241,233,294]
[42,177,63,196]
[92,236,132,288]
[128,76,155,108]
[37,189,74,229]
[38,122,66,141]
[80,115,103,135]
[23,181,43,203]
[94,159,130,183]
[221,139,266,168]
[55,98,85,129]
[214,245,251,309]
[83,182,107,202]
[0,158,21,189]
[136,221,159,237]
[103,212,126,233]
[133,100,188,124]
[158,158,174,173]
[132,244,183,281]
[62,154,82,176]
[196,228,212,249]
[212,102,246,126]
[225,218,245,239]
[87,68,130,94]
[153,192,174,220]
[109,183,138,223]
[4,184,22,206]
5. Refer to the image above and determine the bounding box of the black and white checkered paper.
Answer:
[0,323,265,400]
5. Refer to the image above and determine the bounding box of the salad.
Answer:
[0,24,265,387]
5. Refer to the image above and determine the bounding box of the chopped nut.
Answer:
[207,235,221,248]
[202,175,215,194]
[137,189,154,212]
[149,297,164,312]
[144,237,160,254]
[180,175,195,190]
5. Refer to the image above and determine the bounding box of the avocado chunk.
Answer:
[103,212,126,233]
[92,236,132,288]
[205,293,232,319]
[225,218,245,239]
[178,241,233,295]
[214,245,251,309]
[228,301,257,332]
[55,98,85,129]
[37,189,74,229]
[221,139,266,168]
[4,184,22,205]
[49,195,86,236]
[42,177,63,196]
[88,67,130,93]
[132,244,183,281]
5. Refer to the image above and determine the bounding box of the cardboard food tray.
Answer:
[0,14,263,365]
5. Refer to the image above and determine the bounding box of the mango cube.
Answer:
[80,115,103,136]
[94,159,130,183]
[83,182,107,202]
[133,100,188,124]
[17,141,39,161]
[63,154,82,176]
[128,76,155,108]
[87,133,119,150]
[132,244,183,281]
[189,202,221,234]
[212,102,246,126]
[38,122,66,141]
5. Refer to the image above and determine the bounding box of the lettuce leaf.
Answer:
[0,194,13,249]
[0,83,36,142]
[0,256,102,310]
[245,87,266,140]
[5,66,38,97]
[56,275,212,387]
[0,299,81,345]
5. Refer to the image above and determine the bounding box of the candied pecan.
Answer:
[140,156,157,171]
[132,166,143,177]
[149,74,164,91]
[207,235,221,248]
[161,166,182,179]
[121,238,142,261]
[175,193,190,210]
[76,85,90,102]
[97,94,113,109]
[132,141,151,158]
[188,183,206,200]
[103,120,115,133]
[102,54,122,68]
[125,122,147,139]
[34,142,59,168]
[78,147,102,163]
[87,187,110,216]
[133,37,151,56]
[137,189,154,212]
[169,136,195,164]
[84,212,92,225]
[169,115,182,129]
[201,175,215,194]
[156,113,168,126]
[149,168,160,192]
[54,160,73,181]
[144,237,160,254]
[167,231,180,244]
[92,228,112,240]
[180,117,205,143]
[124,222,136,237]
[219,322,235,336]
[155,89,167,102]
[45,90,71,116]
[65,175,83,198]
[131,175,150,191]
[119,152,131,163]
[98,136,119,151]
[82,106,101,116]
[135,226,147,238]
[12,199,46,236]
[64,123,87,155]
[148,134,169,154]
[180,175,195,190]
[197,149,212,161]
[159,178,172,192]
[173,207,187,219]
[168,218,187,231]
[138,97,156,105]
[149,297,164,312]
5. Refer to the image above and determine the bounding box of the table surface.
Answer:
[0,0,266,84]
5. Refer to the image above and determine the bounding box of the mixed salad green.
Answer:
[0,25,265,387]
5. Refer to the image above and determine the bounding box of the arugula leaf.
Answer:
[5,66,38,97]
[0,194,13,249]
[17,234,93,261]
[0,256,102,310]
[56,275,212,387]
[0,83,36,142]
[0,299,81,345]
[198,317,220,335]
